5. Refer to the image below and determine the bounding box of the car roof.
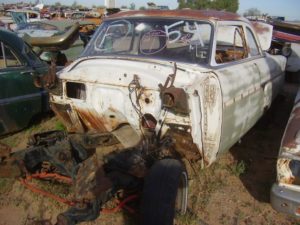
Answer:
[106,10,248,23]
[0,28,25,52]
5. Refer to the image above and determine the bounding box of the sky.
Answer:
[1,0,300,21]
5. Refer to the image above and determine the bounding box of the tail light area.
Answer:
[66,82,86,100]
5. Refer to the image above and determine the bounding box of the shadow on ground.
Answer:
[230,83,297,203]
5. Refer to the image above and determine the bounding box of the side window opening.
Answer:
[215,25,248,64]
[246,27,260,57]
[0,42,22,68]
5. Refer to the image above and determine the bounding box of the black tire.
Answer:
[141,159,188,225]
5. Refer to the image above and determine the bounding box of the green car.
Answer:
[0,28,49,135]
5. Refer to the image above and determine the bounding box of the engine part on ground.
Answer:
[0,129,181,224]
[27,130,68,147]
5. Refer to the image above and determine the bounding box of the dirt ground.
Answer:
[0,83,299,225]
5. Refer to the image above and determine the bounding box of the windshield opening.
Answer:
[81,18,212,64]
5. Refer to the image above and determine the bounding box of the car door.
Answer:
[0,41,44,135]
[213,21,265,153]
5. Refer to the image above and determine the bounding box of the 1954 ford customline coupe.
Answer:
[0,10,287,225]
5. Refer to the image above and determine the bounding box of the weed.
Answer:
[175,210,199,225]
[264,213,275,225]
[23,202,30,210]
[234,208,245,222]
[0,138,18,148]
[26,124,38,133]
[55,121,66,131]
[230,160,246,176]
[241,201,252,208]
[252,203,262,214]
[0,178,14,194]
[219,214,231,225]
[190,169,224,211]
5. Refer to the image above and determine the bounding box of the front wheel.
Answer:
[141,159,188,225]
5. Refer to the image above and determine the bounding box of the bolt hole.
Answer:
[145,98,150,104]
[109,115,115,119]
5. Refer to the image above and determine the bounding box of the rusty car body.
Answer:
[0,10,287,224]
[271,87,300,217]
[54,9,286,165]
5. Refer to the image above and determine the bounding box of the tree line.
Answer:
[178,0,239,13]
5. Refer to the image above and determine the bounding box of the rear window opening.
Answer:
[66,82,86,100]
[82,19,212,65]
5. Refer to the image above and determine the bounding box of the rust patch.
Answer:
[51,103,83,133]
[106,108,125,130]
[167,130,201,161]
[106,10,246,22]
[51,104,72,126]
[277,158,295,184]
[140,91,154,105]
[252,22,271,34]
[76,108,108,133]
[161,87,189,114]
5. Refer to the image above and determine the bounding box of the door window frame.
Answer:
[211,21,263,67]
[244,25,262,57]
[0,41,24,69]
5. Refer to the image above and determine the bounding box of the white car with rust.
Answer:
[2,10,287,225]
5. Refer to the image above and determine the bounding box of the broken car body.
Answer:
[54,10,286,166]
[1,10,287,224]
[271,87,300,217]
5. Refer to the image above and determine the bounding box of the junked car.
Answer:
[0,9,44,30]
[271,87,300,217]
[0,28,48,136]
[0,22,81,136]
[0,10,287,225]
[270,21,300,83]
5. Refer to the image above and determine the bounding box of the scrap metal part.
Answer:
[277,90,300,185]
[271,88,300,218]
